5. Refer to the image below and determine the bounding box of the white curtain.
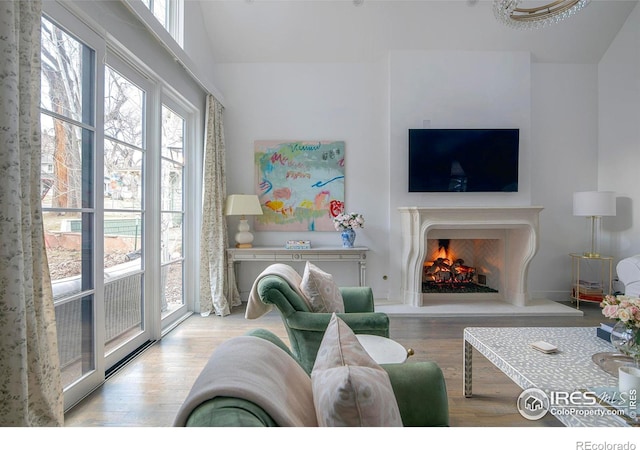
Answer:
[0,0,64,426]
[199,95,240,316]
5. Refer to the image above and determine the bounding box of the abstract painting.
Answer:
[254,140,345,231]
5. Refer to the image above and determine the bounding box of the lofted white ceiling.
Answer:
[196,0,638,64]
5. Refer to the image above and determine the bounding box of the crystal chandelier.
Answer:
[493,0,591,29]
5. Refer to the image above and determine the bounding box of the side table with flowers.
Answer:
[333,212,364,248]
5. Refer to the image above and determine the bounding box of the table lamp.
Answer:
[573,191,616,258]
[225,194,263,248]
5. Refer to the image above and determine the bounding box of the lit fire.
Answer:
[433,246,450,261]
[423,240,476,283]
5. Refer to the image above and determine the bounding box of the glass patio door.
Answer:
[160,101,188,325]
[102,60,154,369]
[42,2,200,410]
[41,13,103,410]
[41,11,155,410]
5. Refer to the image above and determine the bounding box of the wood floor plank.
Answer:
[64,301,606,427]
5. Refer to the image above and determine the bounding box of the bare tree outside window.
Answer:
[40,16,97,388]
[41,16,82,210]
[103,66,146,289]
[41,17,150,385]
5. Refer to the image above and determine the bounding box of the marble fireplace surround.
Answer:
[399,206,544,308]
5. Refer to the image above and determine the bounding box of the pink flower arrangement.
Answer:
[601,294,640,329]
[332,212,364,231]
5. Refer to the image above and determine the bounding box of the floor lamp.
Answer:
[225,194,263,248]
[573,191,616,258]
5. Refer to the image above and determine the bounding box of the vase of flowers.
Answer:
[333,212,364,248]
[601,294,640,366]
[340,229,356,248]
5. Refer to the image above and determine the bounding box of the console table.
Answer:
[226,247,369,294]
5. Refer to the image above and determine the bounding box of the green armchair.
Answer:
[256,273,390,373]
[179,329,449,427]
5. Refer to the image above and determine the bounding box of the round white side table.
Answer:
[355,334,413,364]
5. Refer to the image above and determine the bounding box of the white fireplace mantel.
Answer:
[399,206,544,307]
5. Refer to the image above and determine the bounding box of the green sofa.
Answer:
[256,274,390,373]
[182,329,449,427]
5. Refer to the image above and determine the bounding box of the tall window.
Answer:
[161,104,185,317]
[103,65,147,353]
[41,15,96,388]
[141,0,183,46]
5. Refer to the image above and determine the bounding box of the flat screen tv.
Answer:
[408,128,519,192]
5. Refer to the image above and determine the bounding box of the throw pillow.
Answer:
[311,313,403,427]
[300,261,345,313]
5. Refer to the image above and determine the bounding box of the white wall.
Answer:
[182,1,226,103]
[598,2,640,268]
[387,50,532,301]
[213,62,390,295]
[213,10,639,303]
[529,63,599,300]
[214,51,549,302]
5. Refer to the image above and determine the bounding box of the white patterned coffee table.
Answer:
[463,327,638,427]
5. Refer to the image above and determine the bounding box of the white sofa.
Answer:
[616,255,640,297]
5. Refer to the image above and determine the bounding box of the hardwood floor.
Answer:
[64,300,606,428]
